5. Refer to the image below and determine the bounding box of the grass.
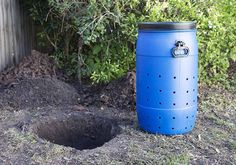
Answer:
[229,140,236,151]
[164,154,190,165]
[210,127,229,140]
[206,114,236,131]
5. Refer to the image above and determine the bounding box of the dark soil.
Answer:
[0,51,58,85]
[0,78,79,109]
[228,60,236,78]
[78,71,136,111]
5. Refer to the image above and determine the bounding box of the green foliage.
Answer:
[145,0,236,84]
[23,0,236,84]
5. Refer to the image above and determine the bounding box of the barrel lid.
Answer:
[138,22,196,30]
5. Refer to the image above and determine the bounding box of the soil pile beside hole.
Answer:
[0,50,58,85]
[0,78,79,108]
[101,71,136,110]
[33,114,120,150]
[80,70,136,111]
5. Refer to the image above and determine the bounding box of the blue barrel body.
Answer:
[136,22,198,135]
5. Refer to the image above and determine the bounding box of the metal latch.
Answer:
[172,41,190,58]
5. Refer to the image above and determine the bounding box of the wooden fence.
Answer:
[0,0,34,72]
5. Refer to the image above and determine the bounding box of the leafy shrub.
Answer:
[23,0,236,84]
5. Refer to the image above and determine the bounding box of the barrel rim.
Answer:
[138,22,196,30]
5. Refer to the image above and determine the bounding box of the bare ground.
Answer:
[0,77,235,165]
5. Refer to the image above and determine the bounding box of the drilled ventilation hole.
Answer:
[173,91,176,94]
[159,117,161,119]
[186,103,189,105]
[172,128,174,130]
[159,90,162,92]
[173,117,176,119]
[173,103,176,106]
[158,127,161,129]
[159,102,162,105]
[186,78,189,80]
[186,116,189,119]
[185,127,188,129]
[193,89,195,92]
[174,76,177,79]
[186,90,189,93]
[158,75,162,78]
[193,76,195,79]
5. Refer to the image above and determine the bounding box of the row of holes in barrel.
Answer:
[146,87,196,93]
[158,115,195,130]
[157,115,195,120]
[146,99,197,105]
[146,74,197,80]
[142,114,196,122]
[157,125,193,130]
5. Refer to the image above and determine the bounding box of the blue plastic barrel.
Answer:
[136,22,198,135]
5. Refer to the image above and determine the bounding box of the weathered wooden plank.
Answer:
[0,0,34,72]
[5,0,11,67]
[0,0,4,71]
[8,0,14,66]
[4,0,8,68]
[2,0,8,70]
[22,9,27,58]
[15,0,23,62]
[21,5,26,59]
[19,2,24,61]
[10,0,18,65]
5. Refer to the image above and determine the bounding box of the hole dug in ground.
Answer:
[33,114,120,150]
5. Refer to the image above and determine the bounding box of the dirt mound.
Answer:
[80,71,136,111]
[0,50,57,85]
[0,78,79,109]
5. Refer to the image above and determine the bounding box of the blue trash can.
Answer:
[136,22,198,135]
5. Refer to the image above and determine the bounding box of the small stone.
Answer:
[100,94,109,103]
[215,147,220,153]
[73,105,87,111]
[198,134,202,141]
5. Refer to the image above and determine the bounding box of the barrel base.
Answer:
[137,105,197,135]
